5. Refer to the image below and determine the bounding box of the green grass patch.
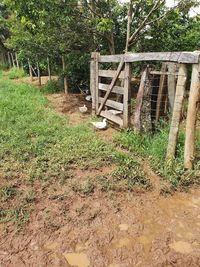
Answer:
[115,122,200,190]
[8,67,27,79]
[41,79,62,94]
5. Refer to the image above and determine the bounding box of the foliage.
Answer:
[8,67,26,79]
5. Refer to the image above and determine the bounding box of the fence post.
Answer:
[166,64,187,160]
[123,62,131,127]
[184,63,200,169]
[90,52,98,115]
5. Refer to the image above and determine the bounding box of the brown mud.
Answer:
[1,92,200,267]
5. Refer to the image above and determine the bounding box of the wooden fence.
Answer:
[90,51,200,169]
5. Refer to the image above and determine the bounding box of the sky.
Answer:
[119,0,200,17]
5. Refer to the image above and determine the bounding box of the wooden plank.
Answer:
[123,62,131,128]
[100,110,123,127]
[97,60,124,115]
[99,52,200,64]
[99,97,123,111]
[184,63,200,169]
[150,70,178,76]
[98,69,125,79]
[99,83,124,95]
[166,64,187,160]
[156,63,168,123]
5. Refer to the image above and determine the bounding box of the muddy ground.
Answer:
[1,91,200,267]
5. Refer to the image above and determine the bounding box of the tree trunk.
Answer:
[47,57,51,81]
[125,0,133,52]
[62,55,68,95]
[184,63,200,169]
[166,64,187,160]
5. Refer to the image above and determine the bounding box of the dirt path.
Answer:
[1,93,200,267]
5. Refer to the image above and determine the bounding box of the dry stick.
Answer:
[62,56,68,95]
[167,62,177,110]
[155,62,167,123]
[123,62,132,128]
[47,57,51,81]
[37,62,41,86]
[184,63,200,169]
[97,60,124,115]
[28,59,33,82]
[166,64,187,160]
[134,67,149,132]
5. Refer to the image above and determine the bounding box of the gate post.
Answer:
[184,62,200,169]
[123,62,131,128]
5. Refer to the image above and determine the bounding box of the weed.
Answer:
[24,190,36,203]
[0,185,17,201]
[41,80,61,94]
[72,179,95,195]
[8,67,27,79]
[11,205,29,230]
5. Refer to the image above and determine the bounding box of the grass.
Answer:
[41,79,62,94]
[0,71,150,229]
[115,122,200,191]
[8,67,27,79]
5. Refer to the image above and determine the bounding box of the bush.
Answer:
[0,63,8,71]
[8,67,27,79]
[41,80,61,94]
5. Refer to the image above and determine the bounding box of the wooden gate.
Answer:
[90,52,131,128]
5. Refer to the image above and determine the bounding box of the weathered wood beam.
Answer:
[99,83,124,95]
[123,62,131,128]
[99,52,200,64]
[166,64,187,160]
[100,110,123,127]
[98,69,125,79]
[167,62,177,110]
[98,97,123,111]
[184,63,200,169]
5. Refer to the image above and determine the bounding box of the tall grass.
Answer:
[8,67,27,79]
[116,122,200,190]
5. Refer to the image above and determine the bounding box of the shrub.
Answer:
[8,67,27,79]
[0,63,8,71]
[41,80,61,94]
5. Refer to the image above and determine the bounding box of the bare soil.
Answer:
[1,92,200,267]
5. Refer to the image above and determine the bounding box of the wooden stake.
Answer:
[123,62,131,127]
[166,64,187,160]
[184,63,200,169]
[11,53,16,67]
[28,59,33,82]
[47,57,51,81]
[7,52,12,68]
[37,62,41,86]
[15,53,19,69]
[90,52,98,114]
[62,55,68,95]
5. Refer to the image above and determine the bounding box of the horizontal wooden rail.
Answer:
[98,52,200,64]
[99,97,123,111]
[100,110,123,127]
[98,69,125,79]
[99,83,124,95]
